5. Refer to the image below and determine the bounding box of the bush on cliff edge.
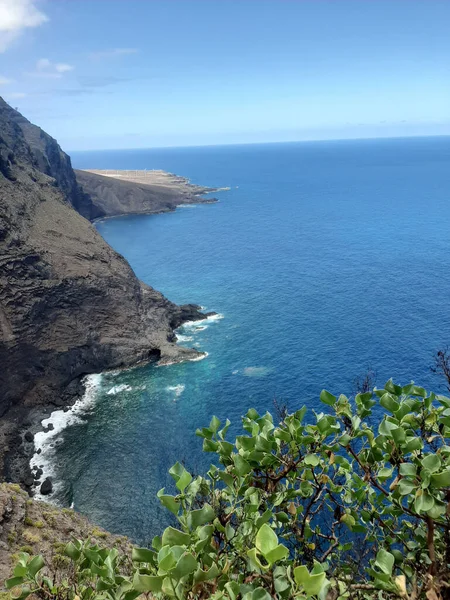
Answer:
[7,380,450,599]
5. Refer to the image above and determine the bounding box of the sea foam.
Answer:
[106,384,133,395]
[29,373,102,502]
[166,384,186,397]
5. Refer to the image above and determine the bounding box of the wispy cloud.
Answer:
[0,0,48,52]
[29,58,74,79]
[0,75,13,85]
[89,47,138,60]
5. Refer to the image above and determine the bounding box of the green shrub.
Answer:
[21,530,41,545]
[7,380,450,599]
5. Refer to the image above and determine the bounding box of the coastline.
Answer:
[74,168,229,222]
[25,312,223,503]
[1,177,224,497]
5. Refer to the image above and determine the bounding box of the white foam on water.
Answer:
[29,373,102,503]
[188,352,209,362]
[179,313,224,333]
[166,384,186,397]
[243,366,272,378]
[176,334,194,343]
[106,384,133,395]
[206,313,224,322]
[158,351,209,367]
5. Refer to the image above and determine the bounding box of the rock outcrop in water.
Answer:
[0,97,209,482]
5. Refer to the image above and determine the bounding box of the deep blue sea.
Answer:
[34,138,450,543]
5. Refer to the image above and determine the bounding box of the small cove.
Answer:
[34,137,450,542]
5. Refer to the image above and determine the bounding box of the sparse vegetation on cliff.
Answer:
[4,380,450,599]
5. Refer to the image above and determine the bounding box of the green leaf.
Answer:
[403,437,423,452]
[398,479,416,496]
[132,547,155,563]
[380,393,400,413]
[13,566,27,579]
[6,577,25,589]
[399,463,417,477]
[304,454,320,467]
[247,547,268,571]
[187,504,215,529]
[251,588,272,600]
[203,438,218,452]
[265,544,289,565]
[210,415,221,433]
[193,563,220,583]
[233,454,252,476]
[255,523,278,556]
[161,527,191,547]
[431,469,450,488]
[378,467,393,481]
[385,379,402,396]
[340,514,355,529]
[172,552,197,579]
[64,542,81,561]
[414,491,434,513]
[157,489,180,515]
[320,390,337,406]
[421,454,441,473]
[294,566,326,595]
[28,555,44,578]
[391,426,406,445]
[375,549,394,575]
[132,572,164,593]
[169,462,193,492]
[11,586,31,600]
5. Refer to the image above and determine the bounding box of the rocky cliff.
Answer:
[0,483,132,585]
[75,169,216,219]
[0,98,208,482]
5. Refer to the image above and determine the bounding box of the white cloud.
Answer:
[55,63,73,73]
[31,58,74,78]
[89,47,138,60]
[0,75,13,85]
[0,0,48,52]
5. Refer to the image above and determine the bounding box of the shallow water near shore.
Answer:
[36,137,450,543]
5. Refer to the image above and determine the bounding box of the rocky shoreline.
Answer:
[0,97,224,498]
[3,304,216,498]
[74,168,225,220]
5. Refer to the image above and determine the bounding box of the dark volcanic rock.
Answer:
[40,478,52,495]
[0,97,208,480]
[24,431,34,443]
[22,474,34,488]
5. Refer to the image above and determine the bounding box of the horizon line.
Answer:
[67,133,450,154]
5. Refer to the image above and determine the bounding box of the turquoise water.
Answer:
[42,138,450,543]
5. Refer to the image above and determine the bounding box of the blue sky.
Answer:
[0,0,449,150]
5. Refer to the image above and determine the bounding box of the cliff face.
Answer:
[0,483,132,585]
[75,169,216,219]
[0,98,206,477]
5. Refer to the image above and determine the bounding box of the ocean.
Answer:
[32,137,450,544]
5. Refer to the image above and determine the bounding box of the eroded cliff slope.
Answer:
[0,98,206,478]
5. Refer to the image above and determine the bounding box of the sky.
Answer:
[0,0,449,151]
